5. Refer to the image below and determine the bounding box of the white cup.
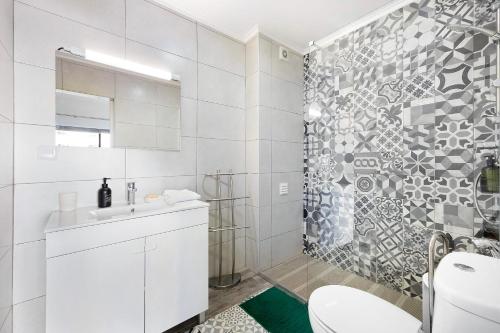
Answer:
[59,192,77,212]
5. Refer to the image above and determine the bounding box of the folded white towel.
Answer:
[162,189,201,205]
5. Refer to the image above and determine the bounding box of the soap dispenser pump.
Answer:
[480,155,500,193]
[98,178,112,208]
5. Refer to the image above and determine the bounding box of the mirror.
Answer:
[55,52,181,150]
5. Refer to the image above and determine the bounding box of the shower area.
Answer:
[260,0,500,316]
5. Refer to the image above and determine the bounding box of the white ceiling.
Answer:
[153,0,398,53]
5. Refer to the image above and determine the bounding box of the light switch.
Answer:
[279,183,289,196]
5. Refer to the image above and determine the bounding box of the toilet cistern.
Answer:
[127,182,137,205]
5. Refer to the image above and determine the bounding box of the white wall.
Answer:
[0,0,14,332]
[11,0,246,331]
[245,34,303,271]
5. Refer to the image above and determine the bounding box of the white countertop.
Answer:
[45,200,209,234]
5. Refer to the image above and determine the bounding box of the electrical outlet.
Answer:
[279,183,289,195]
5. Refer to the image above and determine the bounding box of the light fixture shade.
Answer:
[84,50,173,81]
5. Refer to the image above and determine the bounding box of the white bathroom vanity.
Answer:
[45,201,209,333]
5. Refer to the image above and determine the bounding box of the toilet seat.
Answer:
[309,305,335,333]
[309,285,421,333]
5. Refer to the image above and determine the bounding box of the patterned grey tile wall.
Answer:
[303,0,500,299]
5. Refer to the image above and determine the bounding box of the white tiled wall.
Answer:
[197,25,245,76]
[14,3,125,70]
[126,0,196,60]
[11,1,246,331]
[14,63,55,126]
[197,101,245,141]
[245,34,304,272]
[0,0,13,332]
[198,64,245,108]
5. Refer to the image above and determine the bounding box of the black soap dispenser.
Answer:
[98,178,112,208]
[480,155,500,193]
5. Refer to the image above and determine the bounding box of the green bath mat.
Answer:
[240,287,313,333]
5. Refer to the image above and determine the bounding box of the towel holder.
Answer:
[207,170,249,289]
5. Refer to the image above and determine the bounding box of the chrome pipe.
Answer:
[207,170,243,289]
[428,232,453,332]
[205,196,249,202]
[228,170,236,280]
[209,226,249,232]
[473,173,499,224]
[216,170,223,285]
[203,172,248,176]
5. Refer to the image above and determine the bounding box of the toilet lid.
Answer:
[434,252,500,324]
[309,285,421,333]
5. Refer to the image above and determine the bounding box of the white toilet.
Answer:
[308,252,500,333]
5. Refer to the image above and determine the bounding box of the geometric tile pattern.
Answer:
[402,72,435,101]
[403,150,434,176]
[303,0,499,299]
[376,174,405,198]
[353,88,379,131]
[194,295,269,333]
[355,175,376,195]
[434,89,474,123]
[435,119,473,151]
[434,176,473,206]
[307,241,354,271]
[377,128,403,153]
[435,0,474,39]
[375,196,404,289]
[354,130,378,152]
[404,176,435,202]
[403,124,434,150]
[354,194,377,241]
[380,151,405,175]
[436,63,473,94]
[403,200,435,228]
[353,153,381,174]
[434,203,474,235]
[435,149,474,178]
[403,98,435,125]
[402,223,433,298]
[378,104,403,128]
[402,7,435,77]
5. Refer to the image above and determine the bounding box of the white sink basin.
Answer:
[89,201,167,220]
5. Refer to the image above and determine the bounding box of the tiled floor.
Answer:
[207,270,272,318]
[261,254,423,320]
[168,271,271,332]
[185,254,423,332]
[194,289,270,333]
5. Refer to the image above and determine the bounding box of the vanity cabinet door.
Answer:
[46,238,145,333]
[145,224,208,333]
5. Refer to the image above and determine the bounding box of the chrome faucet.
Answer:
[127,182,137,205]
